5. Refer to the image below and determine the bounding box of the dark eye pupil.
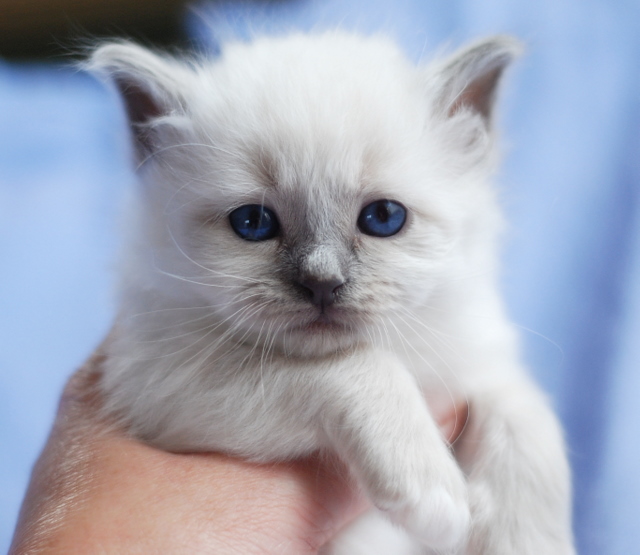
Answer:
[248,209,262,229]
[376,203,389,223]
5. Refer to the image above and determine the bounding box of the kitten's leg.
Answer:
[317,350,469,551]
[458,379,575,555]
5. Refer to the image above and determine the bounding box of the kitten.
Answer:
[88,32,575,554]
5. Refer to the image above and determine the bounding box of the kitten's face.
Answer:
[149,91,463,355]
[100,33,511,356]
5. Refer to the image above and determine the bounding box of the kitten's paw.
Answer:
[465,482,575,555]
[363,448,469,550]
[388,485,470,550]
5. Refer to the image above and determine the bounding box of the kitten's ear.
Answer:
[87,42,192,158]
[428,36,522,127]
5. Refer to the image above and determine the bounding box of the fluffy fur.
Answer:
[88,32,575,553]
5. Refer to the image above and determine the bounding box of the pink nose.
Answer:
[297,277,344,309]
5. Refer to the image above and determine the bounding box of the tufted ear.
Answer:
[429,36,522,127]
[87,42,192,158]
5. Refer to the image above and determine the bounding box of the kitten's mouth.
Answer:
[291,312,349,334]
[303,319,344,333]
[277,309,363,355]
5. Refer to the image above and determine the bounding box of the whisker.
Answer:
[397,306,465,361]
[126,291,264,328]
[133,303,259,361]
[387,314,469,439]
[168,301,270,372]
[165,225,261,284]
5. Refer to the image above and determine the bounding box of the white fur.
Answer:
[89,32,575,553]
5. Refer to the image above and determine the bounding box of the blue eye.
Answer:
[229,204,280,241]
[358,200,407,237]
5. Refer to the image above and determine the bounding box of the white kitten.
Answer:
[88,32,575,554]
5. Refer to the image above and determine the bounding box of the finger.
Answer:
[439,400,470,446]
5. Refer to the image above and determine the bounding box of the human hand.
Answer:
[10,345,468,554]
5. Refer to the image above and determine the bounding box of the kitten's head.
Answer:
[89,32,519,356]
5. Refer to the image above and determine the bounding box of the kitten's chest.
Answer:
[399,348,468,425]
[390,317,470,404]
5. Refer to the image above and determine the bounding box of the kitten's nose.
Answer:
[297,277,344,309]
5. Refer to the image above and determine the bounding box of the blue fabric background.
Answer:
[1,1,638,552]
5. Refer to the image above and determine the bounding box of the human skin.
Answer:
[10,345,468,555]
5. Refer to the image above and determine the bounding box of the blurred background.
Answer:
[1,1,639,553]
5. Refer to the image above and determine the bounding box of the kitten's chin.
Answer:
[282,314,363,356]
